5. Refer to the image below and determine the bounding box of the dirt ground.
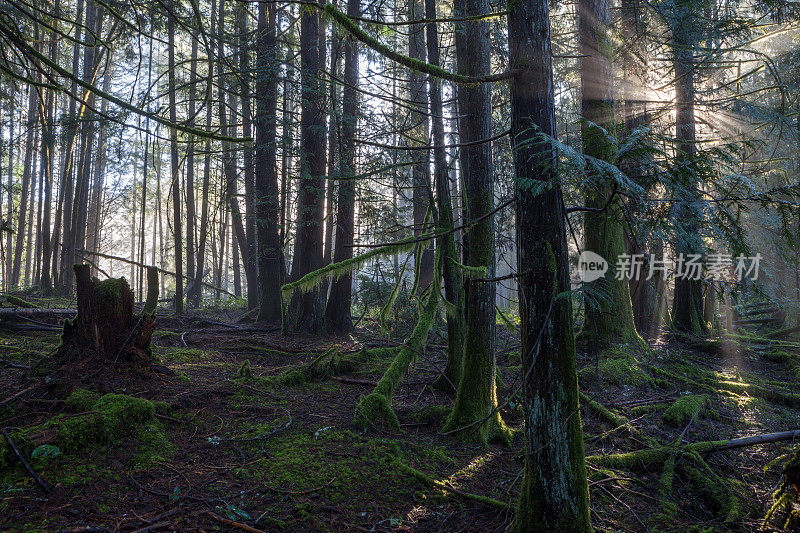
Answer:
[0,305,798,532]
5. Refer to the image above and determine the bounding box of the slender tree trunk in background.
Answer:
[670,2,706,335]
[323,5,341,280]
[280,41,294,258]
[444,0,506,442]
[11,82,38,287]
[55,0,83,292]
[425,0,464,393]
[324,0,359,332]
[232,230,242,297]
[20,124,41,287]
[408,0,434,292]
[255,0,284,322]
[6,95,15,287]
[238,3,258,309]
[64,0,99,293]
[577,0,639,346]
[138,37,154,300]
[191,0,215,306]
[288,0,326,333]
[87,65,112,263]
[217,0,256,303]
[621,0,661,337]
[509,0,591,528]
[34,130,44,285]
[185,35,198,306]
[280,44,293,252]
[39,0,59,293]
[167,13,184,313]
[24,125,38,286]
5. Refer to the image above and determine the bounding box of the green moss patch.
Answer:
[662,395,707,427]
[1,390,173,480]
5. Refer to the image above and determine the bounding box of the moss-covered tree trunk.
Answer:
[577,0,638,347]
[58,264,156,366]
[425,0,464,392]
[670,3,706,336]
[509,0,592,528]
[443,0,507,443]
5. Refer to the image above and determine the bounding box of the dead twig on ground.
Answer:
[2,428,51,493]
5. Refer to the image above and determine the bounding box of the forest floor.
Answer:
[0,301,799,532]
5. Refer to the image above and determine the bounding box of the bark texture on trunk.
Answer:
[509,0,592,528]
[578,0,639,346]
[325,0,360,332]
[425,0,464,393]
[670,2,706,336]
[255,0,284,323]
[288,0,327,333]
[443,0,506,442]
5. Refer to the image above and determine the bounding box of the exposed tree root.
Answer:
[396,461,509,509]
[579,391,640,437]
[275,347,398,385]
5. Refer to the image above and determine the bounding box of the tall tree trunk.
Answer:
[425,0,464,393]
[86,63,112,263]
[622,0,661,337]
[138,36,154,300]
[185,33,198,306]
[6,94,15,287]
[444,0,506,442]
[23,124,38,286]
[509,0,591,528]
[255,0,284,322]
[167,12,184,313]
[55,0,83,292]
[191,0,216,306]
[577,0,639,346]
[287,0,326,333]
[11,82,39,287]
[218,0,257,306]
[39,0,59,293]
[324,0,359,332]
[238,2,258,309]
[63,0,99,293]
[408,0,434,292]
[670,2,706,335]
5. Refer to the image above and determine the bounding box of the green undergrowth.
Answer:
[1,389,173,487]
[153,346,217,365]
[579,343,653,387]
[229,427,497,519]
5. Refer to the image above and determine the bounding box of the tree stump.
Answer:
[57,264,158,367]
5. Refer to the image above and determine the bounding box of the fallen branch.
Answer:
[588,429,800,470]
[0,359,30,369]
[330,376,378,386]
[204,511,264,533]
[1,428,51,493]
[0,308,75,319]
